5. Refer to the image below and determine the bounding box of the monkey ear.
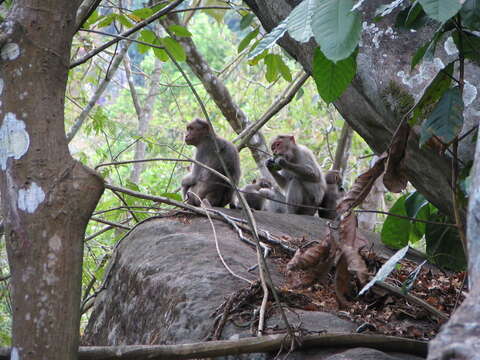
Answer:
[290,135,296,144]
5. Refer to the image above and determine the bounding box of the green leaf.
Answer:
[162,37,186,62]
[460,0,480,30]
[381,195,411,248]
[420,86,464,146]
[153,38,169,61]
[452,30,480,65]
[359,245,410,296]
[116,14,134,28]
[411,27,444,69]
[426,215,466,271]
[264,54,278,83]
[405,191,428,218]
[405,1,428,28]
[311,0,362,61]
[287,0,316,43]
[97,13,115,28]
[203,0,226,23]
[240,13,255,29]
[312,47,356,104]
[82,9,101,29]
[275,55,293,82]
[131,7,154,20]
[168,24,192,37]
[418,0,462,23]
[159,192,183,202]
[248,19,288,59]
[410,61,454,125]
[137,29,157,54]
[238,28,259,53]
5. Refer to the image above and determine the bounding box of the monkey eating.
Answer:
[266,135,326,215]
[181,118,241,207]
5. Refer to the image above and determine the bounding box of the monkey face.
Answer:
[257,178,272,189]
[185,119,208,146]
[271,135,295,160]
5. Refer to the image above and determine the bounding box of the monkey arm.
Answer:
[181,173,196,198]
[280,160,321,182]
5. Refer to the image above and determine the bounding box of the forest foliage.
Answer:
[1,0,479,346]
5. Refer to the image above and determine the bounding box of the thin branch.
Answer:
[234,72,310,149]
[374,281,449,321]
[90,217,131,230]
[0,333,428,359]
[354,209,457,227]
[70,0,185,68]
[67,41,130,142]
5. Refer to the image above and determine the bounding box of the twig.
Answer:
[195,195,253,285]
[354,209,457,227]
[374,281,449,321]
[90,217,131,230]
[95,157,191,170]
[70,0,185,68]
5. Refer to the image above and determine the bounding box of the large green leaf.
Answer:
[311,0,361,62]
[410,61,454,125]
[418,0,462,23]
[168,24,192,37]
[287,0,316,43]
[426,215,466,271]
[381,195,411,248]
[452,30,480,65]
[264,54,278,83]
[137,29,157,54]
[405,191,428,218]
[240,13,255,30]
[275,55,293,82]
[420,86,464,146]
[460,0,480,30]
[247,19,288,59]
[411,26,444,69]
[312,47,356,104]
[203,0,227,23]
[162,37,186,62]
[396,1,428,29]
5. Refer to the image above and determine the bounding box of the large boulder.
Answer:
[82,210,424,360]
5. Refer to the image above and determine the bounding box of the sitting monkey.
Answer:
[237,177,273,210]
[318,170,343,219]
[266,135,326,215]
[181,118,240,207]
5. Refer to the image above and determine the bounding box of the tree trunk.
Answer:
[160,14,273,180]
[0,2,104,359]
[427,127,480,359]
[244,0,479,221]
[332,122,353,179]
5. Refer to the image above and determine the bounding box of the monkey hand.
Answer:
[266,157,282,172]
[275,157,287,168]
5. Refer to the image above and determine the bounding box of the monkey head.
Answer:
[253,177,272,189]
[185,118,209,146]
[271,135,296,161]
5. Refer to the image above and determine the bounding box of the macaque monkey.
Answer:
[237,177,273,210]
[258,186,287,213]
[318,170,343,220]
[266,135,326,215]
[181,118,240,207]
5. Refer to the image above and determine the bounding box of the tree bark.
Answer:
[160,14,273,179]
[427,127,480,359]
[332,122,353,179]
[0,1,104,359]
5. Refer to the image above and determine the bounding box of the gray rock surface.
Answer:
[83,210,425,359]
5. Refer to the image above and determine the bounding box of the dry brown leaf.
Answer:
[337,153,388,214]
[287,241,331,272]
[334,253,351,308]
